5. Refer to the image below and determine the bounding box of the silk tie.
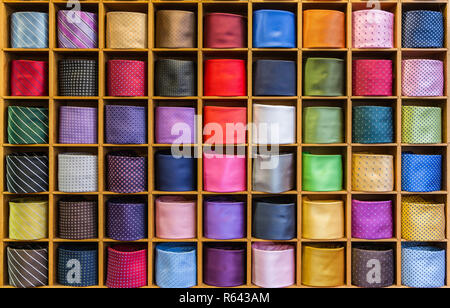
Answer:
[252,152,295,193]
[155,10,195,48]
[58,59,97,96]
[155,150,196,191]
[204,196,246,240]
[302,244,345,287]
[107,60,146,97]
[57,244,97,287]
[352,199,393,239]
[57,10,98,49]
[302,197,344,240]
[252,243,295,288]
[401,59,444,97]
[58,198,97,240]
[11,60,48,96]
[155,59,196,97]
[59,106,97,144]
[352,59,393,96]
[303,10,345,48]
[6,152,48,193]
[106,12,147,48]
[352,9,394,49]
[155,106,195,144]
[107,151,146,193]
[11,12,48,48]
[302,152,343,191]
[58,153,98,192]
[204,13,245,48]
[253,10,296,48]
[401,152,441,192]
[352,106,394,144]
[253,60,296,96]
[9,198,47,240]
[402,10,444,48]
[352,153,394,192]
[402,196,445,241]
[7,244,48,288]
[304,58,344,96]
[106,245,147,288]
[401,243,445,288]
[401,106,441,144]
[155,196,196,239]
[203,106,247,144]
[106,197,146,241]
[8,106,48,144]
[203,152,246,192]
[253,104,296,144]
[352,245,394,288]
[105,105,146,144]
[204,59,246,96]
[303,107,343,144]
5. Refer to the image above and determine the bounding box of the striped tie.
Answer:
[9,198,48,240]
[6,153,49,193]
[8,106,48,144]
[10,60,48,96]
[11,12,48,48]
[57,10,98,49]
[7,244,48,288]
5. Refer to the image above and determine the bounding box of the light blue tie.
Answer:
[11,12,48,48]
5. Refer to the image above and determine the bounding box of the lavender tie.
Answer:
[59,106,97,144]
[57,10,98,49]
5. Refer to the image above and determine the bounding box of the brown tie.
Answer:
[155,10,195,48]
[106,12,148,48]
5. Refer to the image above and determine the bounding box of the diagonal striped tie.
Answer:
[11,60,48,96]
[7,244,48,288]
[8,106,48,144]
[9,198,48,240]
[6,152,49,193]
[11,12,48,48]
[57,10,98,49]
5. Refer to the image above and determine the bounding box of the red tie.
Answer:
[10,60,48,96]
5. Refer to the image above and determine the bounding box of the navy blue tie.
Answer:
[402,10,444,48]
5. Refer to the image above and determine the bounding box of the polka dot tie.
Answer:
[104,105,147,144]
[107,60,146,97]
[352,106,394,144]
[106,151,146,193]
[57,244,97,287]
[402,10,444,48]
[352,246,394,288]
[106,197,146,241]
[351,199,393,240]
[352,59,393,96]
[401,59,444,97]
[401,152,442,192]
[401,105,441,144]
[351,154,394,192]
[106,245,147,289]
[352,9,394,49]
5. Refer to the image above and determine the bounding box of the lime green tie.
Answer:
[7,106,49,144]
[401,106,441,144]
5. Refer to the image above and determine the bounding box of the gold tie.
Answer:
[155,10,195,48]
[352,153,394,192]
[9,198,48,240]
[106,12,148,49]
[302,197,344,240]
[302,244,345,287]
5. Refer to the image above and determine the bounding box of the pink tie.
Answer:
[402,59,444,97]
[155,196,196,239]
[352,59,393,96]
[352,9,394,48]
[203,152,246,192]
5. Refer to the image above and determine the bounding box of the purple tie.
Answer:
[106,197,146,241]
[57,10,98,49]
[105,105,146,144]
[155,106,195,144]
[204,196,246,240]
[59,106,97,144]
[107,151,146,193]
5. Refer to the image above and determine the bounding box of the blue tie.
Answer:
[401,152,442,192]
[11,12,48,48]
[402,10,444,48]
[352,106,394,144]
[57,244,98,287]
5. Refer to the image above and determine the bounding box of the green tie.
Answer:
[7,106,48,144]
[304,58,345,96]
[303,107,343,144]
[401,106,441,144]
[302,152,343,191]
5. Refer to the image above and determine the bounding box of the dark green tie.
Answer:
[7,106,48,144]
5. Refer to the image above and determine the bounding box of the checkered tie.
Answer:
[6,152,48,193]
[401,59,444,97]
[8,106,48,144]
[59,106,97,144]
[58,153,98,192]
[11,12,48,48]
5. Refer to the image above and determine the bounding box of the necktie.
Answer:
[59,106,97,144]
[401,152,442,192]
[58,198,97,240]
[107,151,146,193]
[7,244,48,288]
[252,243,295,288]
[204,106,246,145]
[401,106,441,144]
[204,13,245,48]
[155,196,196,239]
[352,153,394,192]
[352,106,394,144]
[402,196,445,241]
[57,10,98,49]
[304,58,344,96]
[58,59,97,96]
[204,59,246,96]
[155,10,195,48]
[252,152,295,193]
[11,60,48,96]
[203,196,246,240]
[106,12,147,48]
[401,59,444,97]
[252,197,296,240]
[155,243,197,288]
[352,245,394,288]
[155,106,195,144]
[253,104,296,144]
[401,243,445,288]
[253,10,296,48]
[352,9,394,48]
[9,198,47,240]
[402,10,444,48]
[154,150,196,191]
[155,59,196,97]
[203,152,246,193]
[352,59,393,96]
[106,197,146,241]
[253,59,296,96]
[303,107,343,144]
[302,197,344,240]
[107,60,146,97]
[302,152,343,191]
[11,12,48,48]
[352,199,393,239]
[106,245,147,289]
[58,153,98,192]
[303,10,345,48]
[8,106,48,144]
[302,244,345,287]
[105,105,146,144]
[57,244,97,287]
[6,152,48,193]
[203,243,246,287]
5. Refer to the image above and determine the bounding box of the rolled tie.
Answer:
[155,10,195,48]
[59,106,97,144]
[155,59,196,97]
[11,60,48,96]
[204,59,246,96]
[6,152,48,193]
[11,12,48,48]
[155,106,195,144]
[7,244,48,288]
[155,196,196,239]
[58,59,98,96]
[204,13,245,48]
[154,150,196,191]
[9,198,47,240]
[401,59,444,97]
[304,58,344,96]
[58,153,98,192]
[107,151,146,193]
[352,153,394,192]
[106,12,147,48]
[58,198,97,240]
[352,106,394,144]
[155,243,197,288]
[57,244,98,287]
[107,60,146,97]
[253,60,296,96]
[106,245,147,288]
[401,152,442,192]
[352,9,394,48]
[253,10,296,48]
[203,106,247,144]
[352,199,393,239]
[302,244,345,287]
[203,152,246,193]
[302,152,343,191]
[303,10,345,48]
[57,10,98,49]
[303,107,343,144]
[352,245,395,288]
[105,105,146,144]
[352,59,393,96]
[402,10,444,48]
[252,152,295,193]
[106,197,146,241]
[7,106,48,144]
[401,105,441,144]
[252,104,296,144]
[302,197,344,240]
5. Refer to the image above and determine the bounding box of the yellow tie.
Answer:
[302,197,344,240]
[106,12,148,49]
[9,198,48,240]
[302,244,345,287]
[352,153,394,192]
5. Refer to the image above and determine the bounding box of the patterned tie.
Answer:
[8,106,48,144]
[401,59,444,97]
[57,10,97,49]
[155,10,195,48]
[9,198,47,240]
[58,59,98,96]
[107,60,146,97]
[303,107,343,144]
[352,199,393,239]
[155,59,196,97]
[58,153,98,192]
[59,106,97,144]
[11,12,48,48]
[107,151,146,193]
[402,10,444,48]
[106,12,147,48]
[6,152,48,193]
[11,60,48,96]
[57,244,98,287]
[155,243,197,288]
[352,59,392,96]
[351,153,394,192]
[401,152,442,192]
[105,105,146,144]
[106,245,147,289]
[303,58,344,96]
[58,198,98,240]
[352,106,394,144]
[352,9,394,49]
[352,245,394,288]
[7,244,48,288]
[155,106,196,144]
[106,197,146,241]
[401,106,441,144]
